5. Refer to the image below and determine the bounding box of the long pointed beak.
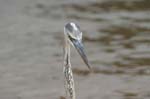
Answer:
[71,39,91,70]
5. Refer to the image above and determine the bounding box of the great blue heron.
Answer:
[63,22,91,99]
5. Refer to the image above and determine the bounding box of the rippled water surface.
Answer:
[38,0,150,74]
[0,0,150,99]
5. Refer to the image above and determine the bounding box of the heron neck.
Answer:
[64,40,71,67]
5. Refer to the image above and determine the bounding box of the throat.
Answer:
[64,42,71,67]
[66,53,70,66]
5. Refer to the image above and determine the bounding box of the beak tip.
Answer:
[86,63,92,71]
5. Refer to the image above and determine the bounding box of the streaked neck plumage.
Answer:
[63,22,91,99]
[63,29,75,99]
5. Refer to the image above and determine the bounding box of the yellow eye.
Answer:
[68,34,76,42]
[65,22,82,41]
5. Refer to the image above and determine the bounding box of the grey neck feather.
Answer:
[64,39,71,66]
[63,35,76,99]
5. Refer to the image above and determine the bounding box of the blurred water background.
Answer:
[0,0,150,99]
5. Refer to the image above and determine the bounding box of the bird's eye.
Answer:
[68,34,76,42]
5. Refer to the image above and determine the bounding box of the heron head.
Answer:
[64,22,91,70]
[64,22,82,42]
